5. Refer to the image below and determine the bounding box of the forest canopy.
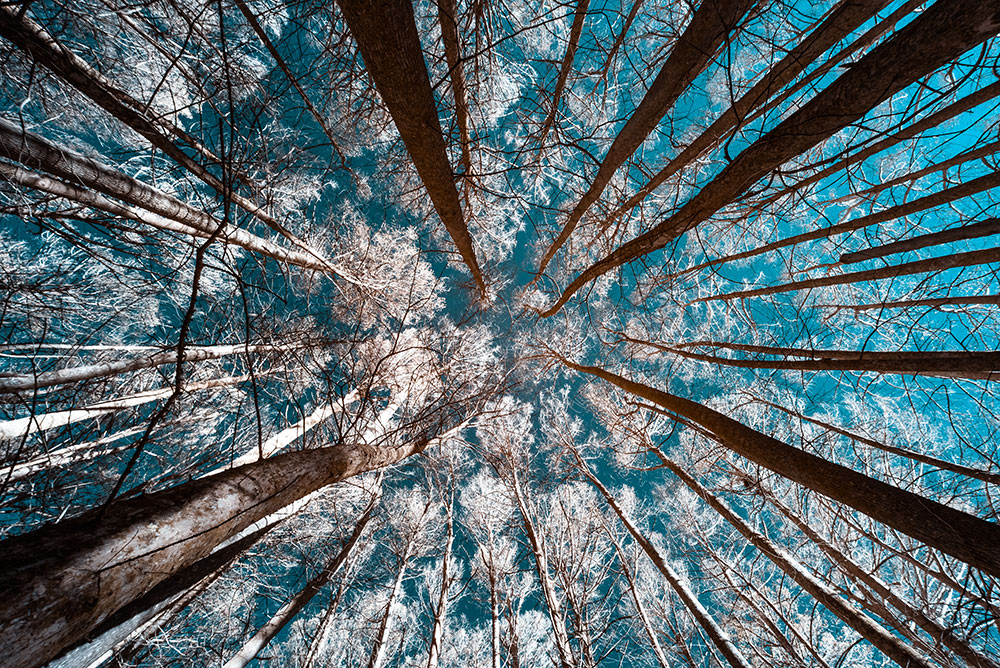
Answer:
[1,0,1000,667]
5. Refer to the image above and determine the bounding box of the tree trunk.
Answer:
[697,245,1000,308]
[819,295,1000,311]
[536,0,757,276]
[573,452,752,668]
[0,121,341,275]
[558,356,1000,579]
[743,393,1000,485]
[337,0,486,296]
[437,0,473,183]
[426,510,455,668]
[367,516,422,668]
[607,536,671,668]
[602,0,890,231]
[508,468,577,668]
[589,0,644,90]
[747,470,999,668]
[0,435,432,668]
[0,5,298,238]
[840,218,1000,264]
[537,0,592,146]
[541,0,1000,316]
[4,427,142,483]
[650,453,934,668]
[222,483,381,668]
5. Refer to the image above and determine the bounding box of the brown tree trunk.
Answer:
[558,356,1000,579]
[537,0,592,146]
[0,5,294,237]
[541,0,1000,316]
[819,295,1000,311]
[602,0,891,232]
[536,0,758,276]
[742,393,1000,485]
[337,0,486,295]
[840,217,1000,264]
[589,0,645,91]
[649,452,934,668]
[437,0,474,183]
[0,437,431,668]
[697,245,1000,308]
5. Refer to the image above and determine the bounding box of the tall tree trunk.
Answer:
[648,452,934,668]
[426,510,455,668]
[0,5,301,239]
[601,0,890,233]
[537,0,592,146]
[540,0,1000,317]
[0,435,433,668]
[644,340,1000,381]
[337,0,486,296]
[222,482,381,668]
[0,123,341,275]
[4,427,142,484]
[536,0,757,276]
[819,295,1000,312]
[232,0,346,164]
[437,0,474,185]
[839,218,1000,264]
[687,169,1000,274]
[697,246,1000,308]
[607,535,671,668]
[557,356,1000,578]
[573,451,753,668]
[589,0,644,91]
[742,393,1000,485]
[508,468,577,668]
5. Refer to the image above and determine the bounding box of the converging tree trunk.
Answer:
[0,435,434,668]
[537,0,591,146]
[536,0,758,276]
[557,356,1000,578]
[337,0,486,296]
[541,0,1000,316]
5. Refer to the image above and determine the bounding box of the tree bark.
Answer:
[537,0,592,146]
[840,217,1000,264]
[0,436,432,668]
[437,0,473,183]
[696,245,1000,309]
[540,0,1000,316]
[537,0,758,275]
[426,510,455,668]
[558,356,1000,579]
[819,295,1000,311]
[607,535,671,668]
[337,0,486,296]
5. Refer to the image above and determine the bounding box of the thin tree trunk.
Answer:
[4,427,143,483]
[819,295,1000,311]
[337,0,486,296]
[696,245,1000,308]
[758,80,1000,210]
[0,434,434,668]
[536,0,757,276]
[747,470,999,668]
[573,452,752,668]
[602,0,889,232]
[589,0,644,91]
[426,510,455,668]
[645,340,1000,381]
[0,5,301,238]
[0,375,251,440]
[0,343,286,394]
[508,468,577,668]
[647,452,934,668]
[557,356,1000,578]
[0,120,343,276]
[607,536,671,668]
[222,482,381,668]
[540,0,1000,317]
[743,393,1000,485]
[537,0,592,146]
[840,218,1000,264]
[828,139,1000,205]
[437,0,473,184]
